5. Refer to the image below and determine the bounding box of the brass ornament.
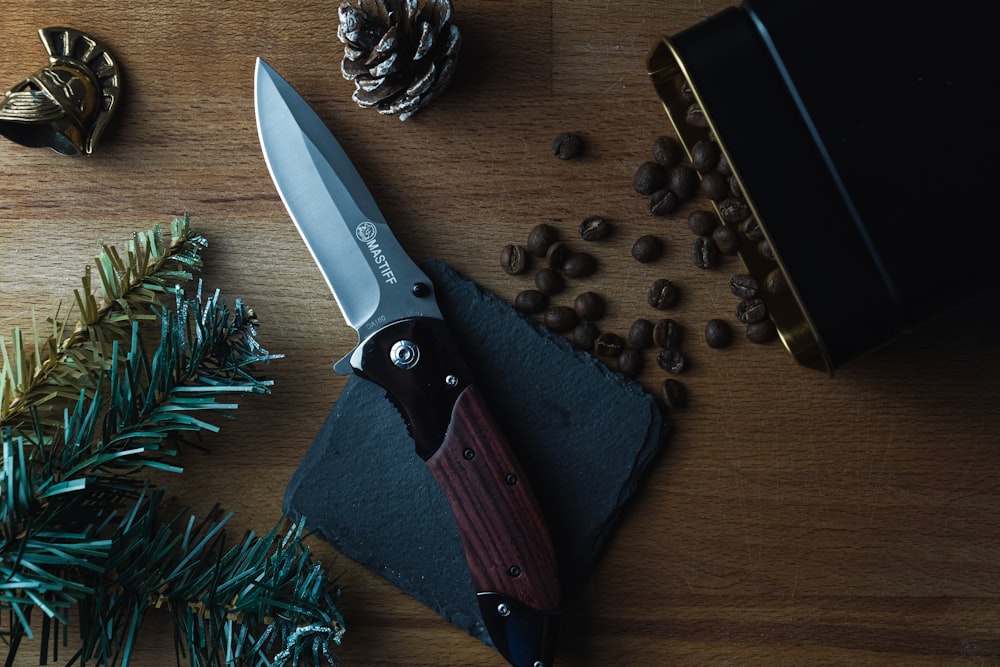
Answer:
[0,27,122,156]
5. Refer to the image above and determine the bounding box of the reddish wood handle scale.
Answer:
[425,383,561,613]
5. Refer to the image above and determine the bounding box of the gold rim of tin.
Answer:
[647,36,832,375]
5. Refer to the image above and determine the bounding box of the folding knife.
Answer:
[254,57,560,667]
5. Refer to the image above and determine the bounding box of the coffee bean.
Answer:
[551,132,584,160]
[648,278,678,309]
[543,306,578,332]
[618,347,644,378]
[746,319,778,344]
[685,102,708,128]
[633,161,666,195]
[594,332,624,357]
[500,244,528,275]
[667,164,699,201]
[649,189,679,216]
[742,217,764,242]
[631,235,663,263]
[627,318,654,349]
[719,197,750,224]
[680,81,695,103]
[563,251,597,278]
[716,153,731,177]
[514,289,548,314]
[690,139,720,173]
[573,321,600,350]
[526,223,559,257]
[579,215,612,241]
[728,174,742,198]
[656,347,686,374]
[729,273,759,298]
[758,239,774,260]
[687,210,718,237]
[699,171,729,202]
[705,318,733,349]
[653,135,684,168]
[574,291,606,321]
[736,297,768,324]
[545,241,570,269]
[692,236,719,269]
[765,267,788,295]
[653,318,683,348]
[712,225,740,254]
[534,268,563,295]
[660,378,688,408]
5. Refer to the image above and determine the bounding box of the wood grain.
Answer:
[3,2,1000,666]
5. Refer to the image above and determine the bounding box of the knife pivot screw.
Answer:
[508,565,522,578]
[445,374,459,387]
[505,473,518,486]
[411,281,431,297]
[497,603,511,617]
[463,448,475,460]
[390,340,420,369]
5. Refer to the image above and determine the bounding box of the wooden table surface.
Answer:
[3,2,1000,666]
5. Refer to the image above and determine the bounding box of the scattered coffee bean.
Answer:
[728,174,742,198]
[534,268,563,295]
[500,244,528,275]
[563,251,597,278]
[627,318,654,349]
[735,297,768,324]
[594,332,624,357]
[705,318,733,349]
[699,171,729,202]
[656,347,686,374]
[573,321,600,350]
[729,274,759,298]
[765,267,788,295]
[692,236,719,269]
[712,225,740,254]
[742,217,764,242]
[719,197,750,224]
[633,161,666,195]
[660,378,688,409]
[653,318,683,348]
[649,189,679,216]
[545,241,570,269]
[680,81,695,103]
[579,215,612,241]
[746,319,778,344]
[685,102,708,128]
[514,289,548,314]
[617,347,644,378]
[551,132,584,160]
[526,223,559,257]
[631,235,663,263]
[687,209,719,237]
[716,153,731,177]
[574,291,606,321]
[690,139,720,173]
[648,278,678,309]
[653,135,684,168]
[543,306,578,332]
[758,239,774,260]
[667,164,699,201]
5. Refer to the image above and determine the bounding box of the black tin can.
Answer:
[648,0,1000,373]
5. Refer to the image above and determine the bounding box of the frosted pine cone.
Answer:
[338,0,461,120]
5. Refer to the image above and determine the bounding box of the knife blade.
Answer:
[254,57,560,667]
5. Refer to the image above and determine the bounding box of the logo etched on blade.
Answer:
[355,221,398,285]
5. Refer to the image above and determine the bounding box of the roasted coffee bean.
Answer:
[690,139,720,173]
[534,268,563,295]
[742,217,764,242]
[627,318,654,349]
[687,210,719,237]
[765,267,788,295]
[631,235,663,263]
[717,153,731,177]
[593,332,624,357]
[579,215,612,241]
[667,164,699,201]
[545,241,570,269]
[514,289,548,314]
[699,171,729,202]
[656,347,686,374]
[551,132,584,160]
[648,278,678,309]
[617,347,644,378]
[652,135,684,168]
[649,189,678,216]
[705,318,733,349]
[633,161,666,195]
[729,273,759,298]
[712,225,740,254]
[680,80,695,103]
[563,251,597,278]
[573,321,600,350]
[543,306,578,332]
[685,102,708,128]
[574,291,606,321]
[746,319,778,344]
[736,297,768,324]
[660,378,688,409]
[729,174,742,198]
[653,318,683,348]
[500,244,528,275]
[719,197,750,224]
[692,236,719,269]
[526,223,559,257]
[758,239,774,260]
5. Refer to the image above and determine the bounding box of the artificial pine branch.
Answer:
[0,219,345,666]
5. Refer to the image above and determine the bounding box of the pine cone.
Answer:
[338,0,461,120]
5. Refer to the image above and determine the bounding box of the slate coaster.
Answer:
[283,260,668,647]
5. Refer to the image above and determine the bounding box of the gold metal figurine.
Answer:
[0,27,122,156]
